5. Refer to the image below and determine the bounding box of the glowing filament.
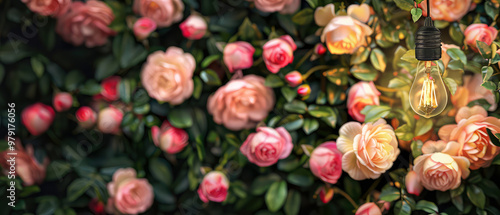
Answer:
[418,74,438,114]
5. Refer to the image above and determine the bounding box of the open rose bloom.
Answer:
[449,73,498,116]
[240,127,293,167]
[106,168,154,214]
[347,81,381,122]
[420,0,471,22]
[464,24,498,52]
[22,0,70,17]
[223,41,255,73]
[309,142,343,184]
[0,141,48,186]
[197,171,229,203]
[251,0,300,14]
[263,35,297,73]
[321,16,373,55]
[133,0,184,27]
[151,121,189,154]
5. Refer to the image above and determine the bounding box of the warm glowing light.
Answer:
[409,61,448,118]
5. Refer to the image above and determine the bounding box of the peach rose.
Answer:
[0,140,48,186]
[414,140,470,191]
[252,0,300,14]
[464,24,498,52]
[179,14,207,40]
[133,17,157,40]
[151,121,189,154]
[405,170,423,196]
[347,4,371,23]
[223,41,255,73]
[321,16,373,55]
[347,81,381,122]
[53,92,73,112]
[441,43,460,69]
[97,106,123,134]
[240,127,293,167]
[133,0,184,27]
[439,106,500,170]
[56,0,116,47]
[106,168,154,214]
[449,73,497,116]
[337,119,400,180]
[420,0,471,22]
[76,106,97,129]
[197,171,229,203]
[355,202,382,215]
[141,47,195,105]
[22,0,70,17]
[262,35,297,73]
[207,75,274,131]
[22,103,55,136]
[309,142,343,184]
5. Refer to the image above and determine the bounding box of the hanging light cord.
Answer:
[427,0,431,18]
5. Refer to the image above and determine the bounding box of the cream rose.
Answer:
[414,140,470,191]
[321,16,373,55]
[141,47,195,105]
[337,119,400,180]
[207,75,275,131]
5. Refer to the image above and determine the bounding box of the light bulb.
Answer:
[409,61,448,118]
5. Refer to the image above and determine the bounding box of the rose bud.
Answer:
[53,92,73,112]
[151,121,189,154]
[133,17,157,40]
[405,170,423,196]
[285,71,303,87]
[89,198,106,215]
[315,44,327,55]
[76,106,97,129]
[262,35,297,73]
[97,106,123,134]
[318,186,334,204]
[100,76,121,102]
[106,168,153,214]
[22,103,55,136]
[355,202,382,215]
[197,171,229,203]
[223,41,255,73]
[309,142,343,184]
[297,84,311,97]
[179,14,207,40]
[240,127,293,167]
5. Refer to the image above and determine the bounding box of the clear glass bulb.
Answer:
[409,61,448,118]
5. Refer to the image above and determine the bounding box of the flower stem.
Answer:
[294,49,314,70]
[333,187,359,209]
[375,85,398,93]
[303,65,334,80]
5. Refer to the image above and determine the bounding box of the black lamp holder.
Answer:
[415,0,442,61]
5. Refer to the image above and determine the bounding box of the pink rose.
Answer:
[98,76,121,102]
[141,47,195,105]
[252,0,300,14]
[464,24,498,52]
[240,127,293,167]
[420,0,471,22]
[197,171,229,203]
[297,84,311,97]
[76,106,97,129]
[133,0,184,27]
[415,140,470,191]
[262,35,296,73]
[337,119,400,180]
[309,141,343,184]
[315,44,326,55]
[405,170,423,196]
[151,121,189,154]
[441,43,460,69]
[133,17,157,40]
[439,106,500,170]
[56,1,116,47]
[22,103,55,136]
[207,75,274,130]
[0,140,48,186]
[106,168,153,214]
[97,106,123,134]
[179,14,207,40]
[355,203,382,215]
[223,41,255,73]
[321,16,372,55]
[89,198,106,215]
[285,71,302,87]
[22,0,70,17]
[347,81,381,122]
[449,73,497,116]
[53,92,73,112]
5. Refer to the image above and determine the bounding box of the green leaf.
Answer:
[0,64,4,84]
[401,50,419,64]
[477,41,492,59]
[238,18,255,40]
[303,118,319,135]
[379,185,401,202]
[307,105,334,118]
[416,200,438,213]
[65,70,85,91]
[114,33,148,68]
[396,124,414,141]
[414,118,432,136]
[36,196,58,215]
[265,74,284,88]
[481,66,494,82]
[394,199,413,215]
[411,8,422,22]
[451,195,464,211]
[31,57,44,78]
[265,181,288,212]
[284,100,307,114]
[292,8,313,25]
[200,69,221,86]
[451,184,465,198]
[449,23,464,45]
[193,76,203,99]
[351,47,371,65]
[284,190,301,215]
[393,0,414,11]
[287,169,313,187]
[251,174,281,195]
[350,63,378,81]
[388,77,411,88]
[67,178,93,202]
[485,1,498,19]
[149,158,173,186]
[278,114,304,131]
[201,55,220,68]
[446,48,467,65]
[411,140,423,158]
[444,78,458,95]
[168,108,193,128]
[360,105,391,122]
[487,128,500,147]
[305,0,317,8]
[118,78,136,103]
[481,81,497,91]
[370,48,387,72]
[467,184,485,209]
[95,55,119,81]
[79,80,102,95]
[344,177,362,201]
[282,87,297,103]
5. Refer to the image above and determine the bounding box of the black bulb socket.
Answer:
[415,17,442,61]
